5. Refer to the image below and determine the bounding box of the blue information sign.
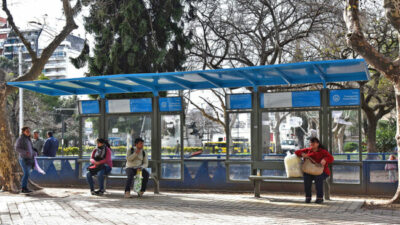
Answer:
[130,98,152,112]
[159,97,182,112]
[228,94,252,109]
[330,89,360,106]
[80,100,100,114]
[292,91,321,107]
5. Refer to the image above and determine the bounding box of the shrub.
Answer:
[344,142,358,152]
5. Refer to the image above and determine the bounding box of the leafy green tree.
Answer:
[376,118,397,153]
[74,0,195,81]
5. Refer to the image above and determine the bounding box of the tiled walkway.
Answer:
[0,188,399,224]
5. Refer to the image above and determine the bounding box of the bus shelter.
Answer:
[8,59,370,193]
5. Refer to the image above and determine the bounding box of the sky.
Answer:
[0,0,88,44]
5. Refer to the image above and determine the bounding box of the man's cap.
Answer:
[33,130,39,133]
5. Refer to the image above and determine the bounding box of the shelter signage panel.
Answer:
[106,98,152,113]
[329,89,360,106]
[79,100,100,114]
[227,94,252,109]
[159,97,182,112]
[261,91,320,108]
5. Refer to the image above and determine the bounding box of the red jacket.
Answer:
[90,147,113,168]
[295,147,334,176]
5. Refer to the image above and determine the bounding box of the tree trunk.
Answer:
[388,84,400,204]
[0,83,20,192]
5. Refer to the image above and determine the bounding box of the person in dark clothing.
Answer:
[43,131,59,157]
[295,137,334,204]
[15,127,35,193]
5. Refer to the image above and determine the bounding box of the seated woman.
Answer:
[295,137,334,204]
[86,138,113,196]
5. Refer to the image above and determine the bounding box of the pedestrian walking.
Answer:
[15,127,35,193]
[43,131,59,157]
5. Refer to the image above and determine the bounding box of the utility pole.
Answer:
[18,46,23,131]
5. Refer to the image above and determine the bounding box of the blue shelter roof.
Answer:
[7,59,370,97]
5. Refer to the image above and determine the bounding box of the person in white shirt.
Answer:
[124,137,149,198]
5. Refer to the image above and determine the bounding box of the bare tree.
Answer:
[0,0,80,192]
[343,0,400,204]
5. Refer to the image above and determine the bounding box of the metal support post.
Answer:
[151,95,160,194]
[19,47,23,131]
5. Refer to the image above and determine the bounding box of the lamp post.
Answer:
[18,47,23,131]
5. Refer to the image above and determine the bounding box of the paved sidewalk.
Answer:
[0,188,399,225]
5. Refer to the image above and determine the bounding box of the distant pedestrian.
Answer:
[385,155,397,183]
[86,138,113,196]
[32,130,44,155]
[124,137,149,198]
[15,127,35,193]
[43,131,59,157]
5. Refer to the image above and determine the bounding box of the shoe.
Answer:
[124,191,131,198]
[90,190,96,195]
[138,191,144,197]
[95,190,104,196]
[305,198,311,203]
[315,198,324,204]
[21,188,32,194]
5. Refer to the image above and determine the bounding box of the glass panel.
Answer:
[184,109,226,159]
[161,115,181,159]
[82,117,99,156]
[369,161,398,183]
[229,113,251,160]
[261,111,320,159]
[107,115,152,158]
[331,110,359,161]
[332,165,360,184]
[229,164,251,181]
[161,163,181,179]
[261,169,286,177]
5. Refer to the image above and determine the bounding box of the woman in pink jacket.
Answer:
[86,138,113,196]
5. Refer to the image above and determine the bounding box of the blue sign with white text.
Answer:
[159,97,182,112]
[81,101,100,114]
[330,89,360,106]
[228,94,252,109]
[130,98,152,112]
[292,91,321,107]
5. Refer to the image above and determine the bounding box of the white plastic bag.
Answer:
[284,152,303,178]
[133,169,143,193]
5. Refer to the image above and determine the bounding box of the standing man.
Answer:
[15,127,35,193]
[43,131,59,157]
[124,137,149,198]
[32,130,44,156]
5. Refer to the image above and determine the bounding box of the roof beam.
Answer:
[13,83,58,95]
[235,71,257,87]
[39,83,77,95]
[100,79,133,92]
[164,76,192,89]
[125,77,155,91]
[313,65,327,88]
[197,73,222,88]
[274,68,291,85]
[69,81,104,94]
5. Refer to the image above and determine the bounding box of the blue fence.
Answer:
[31,155,398,195]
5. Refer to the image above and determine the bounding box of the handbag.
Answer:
[302,157,324,175]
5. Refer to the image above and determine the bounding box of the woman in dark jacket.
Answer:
[295,137,334,204]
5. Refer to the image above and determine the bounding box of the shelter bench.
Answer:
[249,161,330,199]
[78,158,160,194]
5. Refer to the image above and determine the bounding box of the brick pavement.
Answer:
[0,188,399,225]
